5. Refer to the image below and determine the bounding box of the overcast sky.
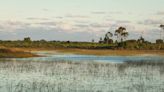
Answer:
[0,0,164,42]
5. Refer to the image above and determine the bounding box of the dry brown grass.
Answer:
[55,48,164,56]
[6,47,164,56]
[0,48,38,58]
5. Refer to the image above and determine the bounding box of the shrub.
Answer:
[156,39,163,44]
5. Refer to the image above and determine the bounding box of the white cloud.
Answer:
[156,11,164,15]
[0,12,162,42]
[65,14,90,19]
[26,17,50,21]
[138,19,163,25]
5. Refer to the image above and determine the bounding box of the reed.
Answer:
[0,60,164,92]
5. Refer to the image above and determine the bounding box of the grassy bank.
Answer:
[1,40,164,50]
[0,48,38,58]
[11,47,164,56]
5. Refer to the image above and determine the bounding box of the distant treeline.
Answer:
[0,37,164,50]
[0,26,164,50]
[0,39,115,49]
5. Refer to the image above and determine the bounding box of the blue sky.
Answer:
[0,0,164,42]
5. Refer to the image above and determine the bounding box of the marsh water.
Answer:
[0,51,164,92]
[2,51,164,63]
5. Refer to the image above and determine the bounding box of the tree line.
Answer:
[99,25,164,45]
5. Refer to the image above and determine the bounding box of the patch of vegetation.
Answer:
[0,60,164,92]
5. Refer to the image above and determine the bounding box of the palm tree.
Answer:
[115,27,128,42]
[160,24,164,40]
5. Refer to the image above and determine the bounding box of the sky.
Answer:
[0,0,164,42]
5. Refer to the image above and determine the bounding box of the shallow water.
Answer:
[0,51,164,92]
[1,51,164,63]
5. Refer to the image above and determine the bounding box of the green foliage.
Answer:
[24,37,31,42]
[0,39,163,50]
[156,39,163,44]
[115,27,129,42]
[0,40,116,49]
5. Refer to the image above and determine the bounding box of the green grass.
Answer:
[0,40,164,50]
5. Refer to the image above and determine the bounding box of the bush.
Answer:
[156,39,163,44]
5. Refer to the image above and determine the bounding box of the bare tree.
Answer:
[104,32,113,44]
[115,27,128,42]
[121,32,129,41]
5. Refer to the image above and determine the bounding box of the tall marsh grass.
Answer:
[0,60,164,92]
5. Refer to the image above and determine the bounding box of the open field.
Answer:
[0,60,164,92]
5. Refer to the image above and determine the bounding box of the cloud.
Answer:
[35,22,57,26]
[73,20,91,24]
[5,21,25,26]
[116,20,131,24]
[91,11,106,14]
[65,14,90,19]
[42,9,49,12]
[138,19,163,25]
[108,11,123,14]
[0,17,161,42]
[26,17,50,21]
[156,11,164,15]
[0,21,31,32]
[0,25,96,41]
[57,22,75,31]
[90,23,109,28]
[55,16,63,19]
[91,11,122,15]
[75,24,89,28]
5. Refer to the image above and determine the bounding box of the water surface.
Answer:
[2,51,163,63]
